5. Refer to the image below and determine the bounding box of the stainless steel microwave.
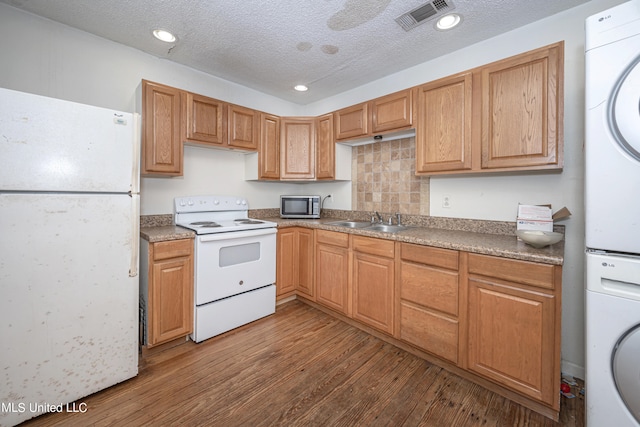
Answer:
[280,195,321,219]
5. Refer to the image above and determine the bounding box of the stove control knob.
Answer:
[179,200,186,207]
[187,199,194,206]
[236,199,241,205]
[213,199,220,205]
[241,199,247,205]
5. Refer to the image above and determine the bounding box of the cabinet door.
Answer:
[467,276,557,407]
[316,242,350,314]
[315,113,335,180]
[296,228,315,299]
[228,104,258,151]
[149,239,193,347]
[184,92,225,146]
[142,80,182,176]
[334,102,369,140]
[415,72,473,173]
[259,113,280,179]
[276,228,297,297]
[280,118,315,180]
[481,42,563,170]
[371,89,414,134]
[352,250,394,335]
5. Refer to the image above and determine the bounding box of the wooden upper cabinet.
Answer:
[258,113,280,180]
[141,80,183,176]
[183,92,225,146]
[481,42,563,170]
[228,104,258,151]
[416,72,473,173]
[371,89,414,133]
[315,113,335,180]
[334,102,369,140]
[415,41,564,176]
[334,89,414,142]
[280,117,315,180]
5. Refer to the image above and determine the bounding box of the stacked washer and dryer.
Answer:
[585,1,640,426]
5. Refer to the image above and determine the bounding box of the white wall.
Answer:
[0,0,627,379]
[0,3,352,215]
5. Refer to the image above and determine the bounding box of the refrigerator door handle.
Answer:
[129,194,140,277]
[130,113,141,194]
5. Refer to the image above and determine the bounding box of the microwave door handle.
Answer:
[308,198,312,215]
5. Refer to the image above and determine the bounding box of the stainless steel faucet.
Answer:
[374,211,383,223]
[396,213,402,226]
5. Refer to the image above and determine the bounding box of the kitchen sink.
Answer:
[326,220,373,228]
[365,224,408,233]
[326,220,408,233]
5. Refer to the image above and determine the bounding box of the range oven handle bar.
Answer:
[198,227,277,242]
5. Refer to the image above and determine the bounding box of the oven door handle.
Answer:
[198,227,277,242]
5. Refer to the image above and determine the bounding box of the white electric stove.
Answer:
[174,195,278,342]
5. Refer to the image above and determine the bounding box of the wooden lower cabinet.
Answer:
[277,227,562,419]
[296,228,315,298]
[398,243,460,364]
[352,236,395,335]
[276,227,314,300]
[315,230,351,315]
[145,238,194,347]
[466,253,561,411]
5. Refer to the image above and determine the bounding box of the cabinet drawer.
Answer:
[316,229,349,247]
[468,253,555,290]
[400,302,458,363]
[153,239,193,261]
[401,243,458,270]
[352,236,394,258]
[400,261,458,316]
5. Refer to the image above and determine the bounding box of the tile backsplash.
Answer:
[352,137,429,216]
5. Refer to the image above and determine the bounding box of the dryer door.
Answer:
[613,323,640,423]
[610,55,640,161]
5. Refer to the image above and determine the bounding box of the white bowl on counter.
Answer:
[515,230,564,249]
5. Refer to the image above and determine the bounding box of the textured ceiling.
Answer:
[1,0,590,104]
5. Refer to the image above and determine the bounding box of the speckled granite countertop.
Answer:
[139,212,564,265]
[269,218,564,265]
[140,225,195,243]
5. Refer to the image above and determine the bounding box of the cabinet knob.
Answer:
[239,280,244,285]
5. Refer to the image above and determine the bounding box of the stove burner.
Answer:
[191,221,221,227]
[234,219,264,225]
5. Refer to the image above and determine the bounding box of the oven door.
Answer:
[194,228,276,306]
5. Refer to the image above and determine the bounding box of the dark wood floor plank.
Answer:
[21,300,582,427]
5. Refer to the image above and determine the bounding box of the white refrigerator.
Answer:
[0,87,140,426]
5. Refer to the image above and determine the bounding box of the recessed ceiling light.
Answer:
[153,29,176,43]
[294,85,308,92]
[436,14,461,30]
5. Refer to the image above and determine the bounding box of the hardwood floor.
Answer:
[22,300,584,426]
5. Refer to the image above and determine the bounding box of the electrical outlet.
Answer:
[442,195,451,208]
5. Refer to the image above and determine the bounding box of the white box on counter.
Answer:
[516,204,571,234]
[516,204,553,232]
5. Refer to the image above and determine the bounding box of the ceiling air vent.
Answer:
[395,0,456,32]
